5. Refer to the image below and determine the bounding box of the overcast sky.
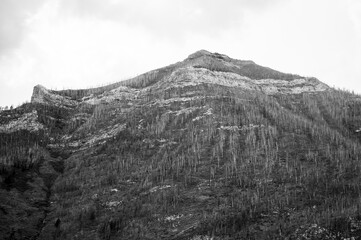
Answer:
[1,0,361,107]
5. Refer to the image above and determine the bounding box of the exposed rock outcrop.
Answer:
[1,50,360,240]
[151,66,329,95]
[31,85,77,107]
[255,77,330,94]
[0,110,44,133]
[29,51,330,110]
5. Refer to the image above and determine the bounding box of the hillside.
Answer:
[1,50,361,239]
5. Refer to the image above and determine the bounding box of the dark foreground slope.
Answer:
[1,51,361,239]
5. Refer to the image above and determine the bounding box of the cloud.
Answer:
[1,0,361,107]
[0,0,286,56]
[0,0,45,55]
[347,0,361,38]
[56,0,285,41]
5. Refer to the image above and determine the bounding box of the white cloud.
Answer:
[0,0,361,107]
[235,0,361,92]
[0,0,45,55]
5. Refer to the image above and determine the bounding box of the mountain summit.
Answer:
[1,51,361,239]
[30,50,329,107]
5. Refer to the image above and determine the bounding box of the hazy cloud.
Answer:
[1,0,361,107]
[0,0,45,55]
[57,0,285,40]
[0,0,285,55]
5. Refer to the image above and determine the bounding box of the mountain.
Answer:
[1,50,361,239]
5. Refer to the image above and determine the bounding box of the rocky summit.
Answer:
[1,50,361,239]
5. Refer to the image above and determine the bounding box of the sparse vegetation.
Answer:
[1,51,361,239]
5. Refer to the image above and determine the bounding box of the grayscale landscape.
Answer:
[1,1,361,239]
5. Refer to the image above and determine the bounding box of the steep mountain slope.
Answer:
[1,50,361,239]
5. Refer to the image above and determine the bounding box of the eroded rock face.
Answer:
[151,66,330,95]
[0,110,44,133]
[1,50,358,240]
[31,69,329,109]
[154,67,259,91]
[255,77,330,94]
[187,50,213,59]
[31,85,77,107]
[84,86,139,105]
[31,85,47,103]
[29,51,331,110]
[24,51,331,154]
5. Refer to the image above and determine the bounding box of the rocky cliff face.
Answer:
[1,50,361,240]
[31,85,78,107]
[28,50,330,110]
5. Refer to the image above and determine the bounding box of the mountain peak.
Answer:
[187,49,231,61]
[28,50,330,107]
[31,84,48,104]
[2,50,360,240]
[31,84,78,107]
[187,49,212,59]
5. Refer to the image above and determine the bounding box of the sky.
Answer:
[0,0,361,107]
